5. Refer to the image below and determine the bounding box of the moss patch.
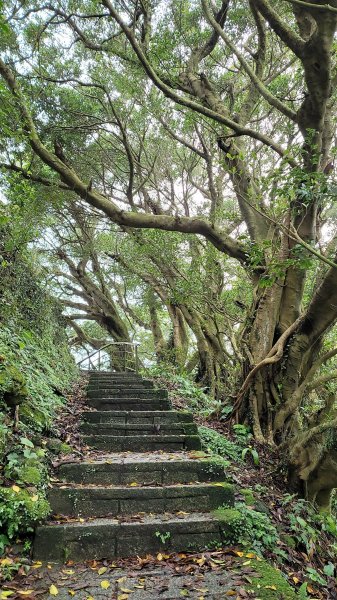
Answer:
[246,558,296,599]
[241,488,255,505]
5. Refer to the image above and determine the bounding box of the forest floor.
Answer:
[1,377,337,600]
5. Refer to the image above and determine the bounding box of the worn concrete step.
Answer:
[87,399,172,411]
[87,388,168,399]
[87,380,154,390]
[33,513,225,561]
[80,422,198,436]
[81,410,194,425]
[58,455,228,485]
[49,482,234,518]
[82,434,201,452]
[88,373,142,380]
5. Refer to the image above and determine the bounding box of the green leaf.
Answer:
[20,437,34,448]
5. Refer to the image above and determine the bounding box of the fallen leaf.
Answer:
[62,570,75,575]
[100,581,110,590]
[242,560,251,566]
[17,592,34,596]
[129,482,138,487]
[245,553,256,558]
[117,595,129,600]
[31,495,38,502]
[1,592,14,599]
[292,577,300,584]
[1,558,13,566]
[12,485,20,493]
[225,592,236,597]
[68,592,76,597]
[265,585,277,590]
[49,585,58,596]
[235,551,244,557]
[32,562,42,569]
[157,553,164,561]
[97,567,107,575]
[120,589,133,593]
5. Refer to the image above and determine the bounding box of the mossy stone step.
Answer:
[81,410,194,425]
[87,380,154,390]
[87,388,168,399]
[49,482,234,518]
[87,374,142,381]
[87,399,172,411]
[82,434,201,452]
[58,457,228,485]
[80,422,198,436]
[33,513,225,562]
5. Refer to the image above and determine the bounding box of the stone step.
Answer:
[33,513,225,561]
[82,434,201,452]
[49,482,234,518]
[87,399,172,411]
[80,422,198,436]
[87,380,154,390]
[87,373,142,380]
[58,455,227,485]
[81,410,194,425]
[87,388,168,399]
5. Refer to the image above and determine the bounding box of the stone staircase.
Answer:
[33,372,233,562]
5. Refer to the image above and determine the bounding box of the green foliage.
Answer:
[146,366,221,416]
[0,365,27,407]
[198,426,242,462]
[0,486,50,541]
[214,502,279,555]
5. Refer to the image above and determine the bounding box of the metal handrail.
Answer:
[77,341,140,373]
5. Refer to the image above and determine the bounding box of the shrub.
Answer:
[198,425,242,461]
[214,502,279,555]
[0,487,50,541]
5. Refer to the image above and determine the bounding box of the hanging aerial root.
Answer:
[230,315,303,419]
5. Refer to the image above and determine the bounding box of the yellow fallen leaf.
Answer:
[157,553,164,561]
[117,577,126,583]
[129,482,138,487]
[17,592,34,596]
[265,585,277,590]
[31,495,38,502]
[87,597,94,600]
[12,485,20,493]
[62,570,75,575]
[234,551,244,557]
[98,567,107,575]
[32,561,42,569]
[1,592,14,599]
[120,589,133,594]
[242,560,251,566]
[0,558,13,565]
[225,592,236,597]
[292,576,300,584]
[100,581,110,590]
[68,592,76,597]
[117,595,129,600]
[134,585,144,589]
[49,585,58,596]
[245,553,256,558]
[79,518,85,523]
